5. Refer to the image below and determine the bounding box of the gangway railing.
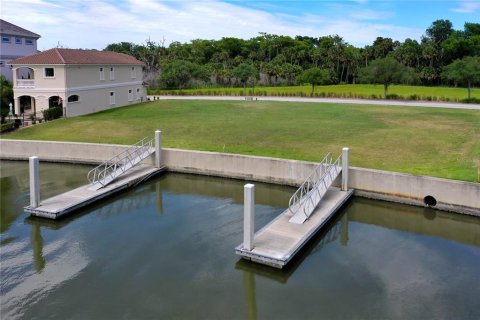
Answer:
[288,153,342,224]
[87,137,155,190]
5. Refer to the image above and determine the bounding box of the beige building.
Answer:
[10,48,145,117]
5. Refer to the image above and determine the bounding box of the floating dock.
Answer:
[25,164,165,219]
[236,187,353,269]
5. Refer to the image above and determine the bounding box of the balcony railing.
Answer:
[16,80,35,88]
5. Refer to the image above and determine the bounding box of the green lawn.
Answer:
[4,100,480,182]
[151,84,479,102]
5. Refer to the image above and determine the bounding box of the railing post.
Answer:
[155,130,162,168]
[29,156,40,208]
[244,184,255,251]
[342,147,349,191]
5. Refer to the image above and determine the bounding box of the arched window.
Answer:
[68,95,79,102]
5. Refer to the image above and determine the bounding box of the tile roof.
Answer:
[9,48,144,65]
[0,19,41,38]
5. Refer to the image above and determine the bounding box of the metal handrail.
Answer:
[87,136,155,187]
[288,153,342,218]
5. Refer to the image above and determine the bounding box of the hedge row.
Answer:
[0,121,14,133]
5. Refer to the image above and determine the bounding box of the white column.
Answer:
[155,130,162,168]
[243,183,255,251]
[342,147,349,191]
[14,96,20,116]
[29,156,40,208]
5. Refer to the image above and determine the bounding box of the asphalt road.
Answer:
[147,95,480,110]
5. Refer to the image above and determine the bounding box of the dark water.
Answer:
[1,160,479,320]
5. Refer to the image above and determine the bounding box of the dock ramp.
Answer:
[87,137,155,191]
[288,153,342,224]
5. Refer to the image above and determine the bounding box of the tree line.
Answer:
[104,19,480,92]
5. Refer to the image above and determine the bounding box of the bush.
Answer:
[0,121,14,132]
[42,106,63,121]
[460,97,480,104]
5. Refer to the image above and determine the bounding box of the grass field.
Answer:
[4,100,480,182]
[150,84,480,102]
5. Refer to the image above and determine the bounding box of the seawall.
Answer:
[1,139,478,216]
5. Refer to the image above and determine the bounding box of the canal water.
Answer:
[1,160,479,319]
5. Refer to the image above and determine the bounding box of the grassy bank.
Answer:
[4,100,480,182]
[150,84,480,102]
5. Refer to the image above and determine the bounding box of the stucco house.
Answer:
[0,19,41,82]
[10,48,146,117]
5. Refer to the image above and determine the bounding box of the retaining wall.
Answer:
[1,139,478,215]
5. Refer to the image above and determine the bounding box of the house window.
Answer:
[25,39,33,45]
[2,37,11,43]
[15,38,22,45]
[99,67,105,80]
[128,89,133,102]
[136,88,140,100]
[0,61,4,67]
[109,91,115,105]
[131,66,136,78]
[44,67,55,78]
[109,67,114,80]
[68,95,79,102]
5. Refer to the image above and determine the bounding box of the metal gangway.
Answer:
[288,153,342,224]
[87,137,155,191]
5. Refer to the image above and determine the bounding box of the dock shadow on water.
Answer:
[1,160,479,320]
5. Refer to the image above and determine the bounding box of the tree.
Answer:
[160,60,207,89]
[0,75,13,123]
[296,68,331,94]
[442,56,480,99]
[359,57,417,98]
[426,19,453,45]
[232,63,259,96]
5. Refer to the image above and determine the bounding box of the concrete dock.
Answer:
[236,187,354,268]
[25,164,165,219]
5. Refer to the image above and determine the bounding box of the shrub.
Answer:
[42,106,63,121]
[461,97,480,104]
[0,121,14,132]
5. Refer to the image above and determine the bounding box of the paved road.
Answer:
[148,95,480,110]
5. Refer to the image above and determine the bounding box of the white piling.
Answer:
[342,147,349,191]
[244,184,255,251]
[155,130,162,168]
[29,156,40,208]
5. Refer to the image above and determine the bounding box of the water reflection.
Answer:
[1,160,479,320]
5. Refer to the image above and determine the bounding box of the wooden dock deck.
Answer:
[25,164,165,219]
[235,187,354,268]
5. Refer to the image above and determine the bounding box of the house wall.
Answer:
[66,84,145,117]
[0,35,38,81]
[65,65,141,87]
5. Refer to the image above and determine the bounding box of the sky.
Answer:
[1,0,479,50]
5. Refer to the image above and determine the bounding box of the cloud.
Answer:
[1,0,422,50]
[451,1,480,13]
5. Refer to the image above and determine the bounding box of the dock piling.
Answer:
[342,148,349,191]
[155,130,162,168]
[29,156,40,208]
[244,184,255,251]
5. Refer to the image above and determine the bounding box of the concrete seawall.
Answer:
[1,139,478,216]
